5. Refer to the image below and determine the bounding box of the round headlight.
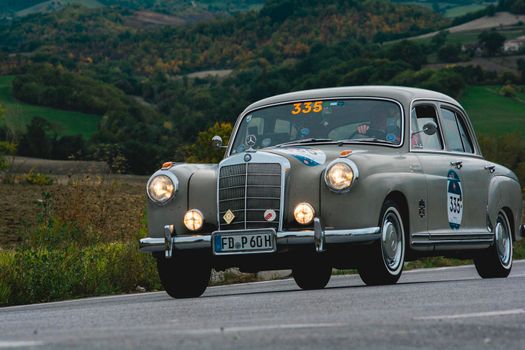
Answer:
[325,161,356,192]
[294,203,315,225]
[184,209,204,231]
[147,174,176,204]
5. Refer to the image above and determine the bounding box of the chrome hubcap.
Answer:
[495,213,511,267]
[381,209,404,272]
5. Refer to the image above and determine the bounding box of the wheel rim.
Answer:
[381,208,404,274]
[495,212,512,268]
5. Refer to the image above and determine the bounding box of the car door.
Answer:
[438,105,490,233]
[410,103,452,240]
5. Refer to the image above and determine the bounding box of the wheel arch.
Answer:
[501,207,515,241]
[488,175,522,242]
[384,190,410,235]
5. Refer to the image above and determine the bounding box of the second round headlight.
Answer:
[325,162,355,192]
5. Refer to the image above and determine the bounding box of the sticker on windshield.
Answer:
[290,101,323,115]
[447,170,463,230]
[261,138,271,147]
[300,128,310,136]
[277,148,326,166]
[245,115,252,123]
[386,133,397,142]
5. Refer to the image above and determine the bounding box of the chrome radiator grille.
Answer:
[218,163,282,230]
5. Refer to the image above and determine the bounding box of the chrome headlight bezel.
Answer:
[324,159,359,193]
[146,171,179,205]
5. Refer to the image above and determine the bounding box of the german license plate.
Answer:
[212,229,276,255]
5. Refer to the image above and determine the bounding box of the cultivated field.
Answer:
[0,76,100,138]
[460,85,525,138]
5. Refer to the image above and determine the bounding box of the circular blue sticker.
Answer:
[386,133,396,142]
[300,128,310,136]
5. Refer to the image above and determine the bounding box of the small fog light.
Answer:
[294,203,315,225]
[184,209,204,231]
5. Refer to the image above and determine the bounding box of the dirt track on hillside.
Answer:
[413,12,525,40]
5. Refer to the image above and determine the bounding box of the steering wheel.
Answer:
[348,127,386,140]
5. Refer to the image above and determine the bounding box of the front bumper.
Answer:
[139,217,381,258]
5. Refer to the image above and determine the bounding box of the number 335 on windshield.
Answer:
[291,101,323,115]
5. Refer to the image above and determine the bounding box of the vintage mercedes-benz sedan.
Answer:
[140,86,524,298]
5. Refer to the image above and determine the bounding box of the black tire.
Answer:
[474,210,513,278]
[292,256,332,290]
[358,200,406,286]
[156,252,211,299]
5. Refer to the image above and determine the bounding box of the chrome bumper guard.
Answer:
[139,217,381,258]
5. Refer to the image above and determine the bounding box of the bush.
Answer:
[499,84,517,97]
[25,171,53,186]
[0,242,160,306]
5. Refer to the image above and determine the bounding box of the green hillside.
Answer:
[16,0,103,17]
[460,85,525,138]
[1,0,265,17]
[0,76,100,139]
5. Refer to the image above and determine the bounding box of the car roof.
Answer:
[242,86,460,113]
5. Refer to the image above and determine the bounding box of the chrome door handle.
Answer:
[450,161,463,169]
[484,165,495,173]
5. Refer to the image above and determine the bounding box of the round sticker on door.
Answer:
[447,170,463,230]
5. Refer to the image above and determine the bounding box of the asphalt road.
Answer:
[1,261,524,350]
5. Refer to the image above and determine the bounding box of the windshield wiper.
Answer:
[337,138,396,145]
[275,138,334,147]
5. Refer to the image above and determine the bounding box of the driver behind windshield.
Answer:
[355,104,400,143]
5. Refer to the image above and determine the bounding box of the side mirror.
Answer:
[211,135,223,148]
[413,122,438,137]
[422,121,438,136]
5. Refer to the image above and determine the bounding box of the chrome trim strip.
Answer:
[412,239,493,245]
[226,96,406,156]
[138,226,381,252]
[139,237,165,252]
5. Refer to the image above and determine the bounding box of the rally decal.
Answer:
[277,148,326,166]
[447,170,463,230]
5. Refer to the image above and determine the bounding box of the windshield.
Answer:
[230,99,403,154]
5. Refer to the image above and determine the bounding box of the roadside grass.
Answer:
[460,85,525,138]
[0,76,100,139]
[444,4,493,18]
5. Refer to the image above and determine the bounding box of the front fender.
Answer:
[147,163,218,237]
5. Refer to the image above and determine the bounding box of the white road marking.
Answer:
[176,323,344,335]
[414,309,525,320]
[0,341,43,348]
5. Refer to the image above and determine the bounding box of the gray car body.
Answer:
[142,86,523,262]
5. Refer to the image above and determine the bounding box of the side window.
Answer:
[411,105,443,150]
[456,113,474,153]
[440,108,464,152]
[440,108,474,153]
